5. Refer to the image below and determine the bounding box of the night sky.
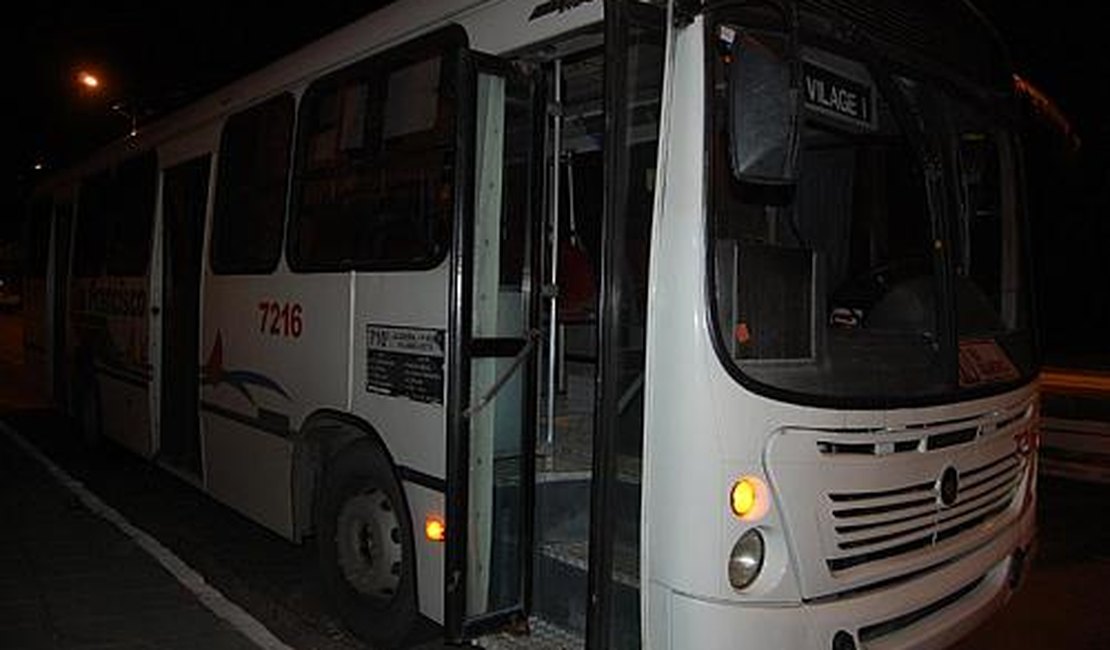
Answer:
[4,0,1107,362]
[6,0,390,229]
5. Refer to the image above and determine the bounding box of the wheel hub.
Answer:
[335,488,403,600]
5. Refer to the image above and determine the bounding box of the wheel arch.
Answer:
[291,408,404,541]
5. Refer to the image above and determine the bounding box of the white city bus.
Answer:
[24,0,1039,648]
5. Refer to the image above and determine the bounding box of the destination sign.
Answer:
[803,61,875,130]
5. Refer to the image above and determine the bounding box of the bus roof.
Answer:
[33,0,604,192]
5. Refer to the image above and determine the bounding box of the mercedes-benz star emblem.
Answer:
[937,466,960,508]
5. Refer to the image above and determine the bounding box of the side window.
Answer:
[211,93,295,274]
[289,31,459,271]
[73,153,158,279]
[26,198,52,278]
[73,171,113,278]
[106,151,157,276]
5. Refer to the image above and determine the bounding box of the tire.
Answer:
[316,440,417,648]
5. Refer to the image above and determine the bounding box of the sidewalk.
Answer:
[1,311,283,650]
[0,425,278,650]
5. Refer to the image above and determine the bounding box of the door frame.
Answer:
[585,3,666,648]
[158,153,212,479]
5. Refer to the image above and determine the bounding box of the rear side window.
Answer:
[26,199,52,278]
[107,151,157,276]
[211,93,295,274]
[289,29,460,272]
[73,152,158,278]
[73,171,113,278]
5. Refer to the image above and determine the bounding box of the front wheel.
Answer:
[316,440,417,648]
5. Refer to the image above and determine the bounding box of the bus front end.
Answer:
[643,2,1038,648]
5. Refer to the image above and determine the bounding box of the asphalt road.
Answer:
[3,311,1110,649]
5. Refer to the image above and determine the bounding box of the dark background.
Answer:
[3,0,1107,365]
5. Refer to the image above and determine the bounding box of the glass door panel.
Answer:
[452,59,540,637]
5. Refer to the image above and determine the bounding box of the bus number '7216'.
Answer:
[258,300,303,338]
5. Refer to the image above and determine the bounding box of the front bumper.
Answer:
[662,499,1035,650]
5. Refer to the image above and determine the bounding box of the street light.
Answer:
[77,70,100,90]
[74,68,139,138]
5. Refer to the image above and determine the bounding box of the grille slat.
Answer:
[835,506,936,535]
[957,471,1020,508]
[832,496,935,519]
[838,519,937,550]
[939,487,1018,529]
[829,479,933,503]
[961,458,1019,492]
[962,454,1019,479]
[925,426,979,450]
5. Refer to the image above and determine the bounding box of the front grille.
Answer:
[825,452,1024,573]
[766,395,1035,597]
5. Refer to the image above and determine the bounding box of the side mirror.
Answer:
[728,30,798,185]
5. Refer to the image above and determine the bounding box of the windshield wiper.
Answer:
[848,28,958,378]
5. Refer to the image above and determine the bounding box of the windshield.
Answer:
[708,26,1036,405]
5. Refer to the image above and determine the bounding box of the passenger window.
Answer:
[106,151,157,276]
[289,32,458,272]
[73,153,158,279]
[73,171,113,278]
[26,199,52,279]
[211,94,295,274]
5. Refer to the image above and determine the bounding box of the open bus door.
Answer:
[448,2,664,646]
[446,53,543,639]
[159,155,211,477]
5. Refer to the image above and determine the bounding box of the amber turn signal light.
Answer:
[425,515,446,542]
[730,476,769,520]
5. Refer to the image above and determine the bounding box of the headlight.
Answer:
[728,528,765,589]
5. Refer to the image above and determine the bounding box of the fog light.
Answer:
[832,630,857,650]
[728,528,765,589]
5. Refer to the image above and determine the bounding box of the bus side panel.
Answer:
[71,275,155,457]
[404,482,446,623]
[202,414,295,535]
[21,200,53,401]
[100,376,154,456]
[21,276,50,395]
[201,271,351,539]
[351,267,449,474]
[351,265,449,622]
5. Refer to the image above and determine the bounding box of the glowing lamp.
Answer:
[78,71,100,89]
[425,515,446,542]
[730,476,769,520]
